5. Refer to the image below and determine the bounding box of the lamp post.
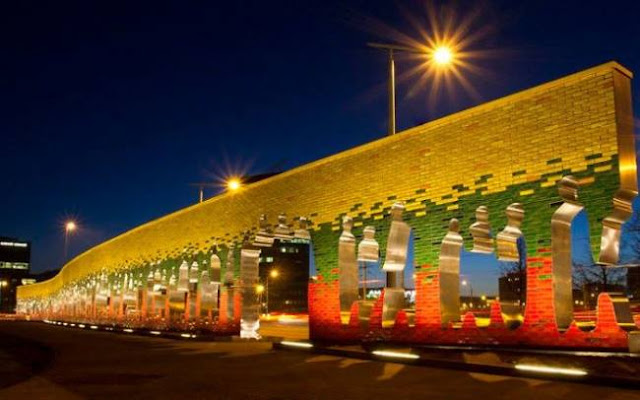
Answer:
[367,42,454,136]
[462,279,474,308]
[265,269,279,315]
[64,221,77,262]
[0,280,8,312]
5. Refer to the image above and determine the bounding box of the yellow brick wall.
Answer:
[18,62,634,299]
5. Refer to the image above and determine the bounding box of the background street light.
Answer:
[368,42,455,136]
[0,280,8,312]
[64,221,77,263]
[462,279,474,308]
[226,178,242,191]
[433,46,453,65]
[266,268,279,315]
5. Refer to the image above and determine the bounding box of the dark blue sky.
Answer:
[2,0,639,273]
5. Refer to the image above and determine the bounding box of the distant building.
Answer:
[628,268,640,302]
[498,271,526,306]
[0,237,31,313]
[258,239,309,313]
[577,282,626,309]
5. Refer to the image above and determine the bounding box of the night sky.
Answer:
[2,0,640,276]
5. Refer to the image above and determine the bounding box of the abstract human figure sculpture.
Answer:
[439,218,464,325]
[338,215,358,314]
[383,202,411,285]
[274,213,293,239]
[382,202,411,324]
[145,269,154,318]
[122,273,137,315]
[225,245,236,320]
[358,226,379,263]
[189,261,199,284]
[496,203,525,262]
[357,226,379,300]
[599,188,637,265]
[151,268,166,318]
[210,252,221,283]
[470,206,493,253]
[210,251,222,310]
[551,176,584,329]
[199,270,216,318]
[188,261,199,319]
[240,247,262,339]
[178,261,189,293]
[254,214,275,247]
[294,216,311,240]
[94,274,109,318]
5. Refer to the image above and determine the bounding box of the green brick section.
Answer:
[311,159,620,281]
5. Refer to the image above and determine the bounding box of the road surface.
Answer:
[0,321,638,400]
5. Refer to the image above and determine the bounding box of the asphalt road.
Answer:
[0,321,638,400]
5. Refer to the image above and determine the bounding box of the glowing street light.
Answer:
[433,46,453,66]
[226,178,242,192]
[367,41,457,136]
[64,220,77,263]
[66,221,76,232]
[0,280,8,311]
[461,279,474,306]
[266,268,279,315]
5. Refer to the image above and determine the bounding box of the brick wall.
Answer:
[18,61,635,300]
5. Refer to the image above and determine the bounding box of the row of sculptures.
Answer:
[338,176,635,329]
[17,214,312,339]
[18,175,636,337]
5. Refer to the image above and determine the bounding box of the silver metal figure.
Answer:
[382,202,410,324]
[225,245,236,321]
[470,206,493,253]
[599,188,637,265]
[358,226,379,263]
[294,216,311,240]
[551,176,583,329]
[382,202,411,287]
[274,213,294,240]
[339,215,359,314]
[240,248,262,339]
[254,214,275,247]
[439,219,464,325]
[210,252,222,284]
[496,203,525,262]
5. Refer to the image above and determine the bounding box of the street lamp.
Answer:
[226,178,242,192]
[265,268,279,315]
[64,221,77,262]
[462,279,474,308]
[0,280,8,312]
[368,42,455,136]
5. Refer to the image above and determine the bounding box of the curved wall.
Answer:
[18,61,636,301]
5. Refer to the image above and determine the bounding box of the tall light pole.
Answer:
[462,279,474,308]
[266,268,279,315]
[0,280,8,312]
[367,42,455,136]
[64,221,77,262]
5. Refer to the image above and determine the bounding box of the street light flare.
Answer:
[270,269,279,278]
[227,178,242,191]
[433,46,453,65]
[66,221,77,232]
